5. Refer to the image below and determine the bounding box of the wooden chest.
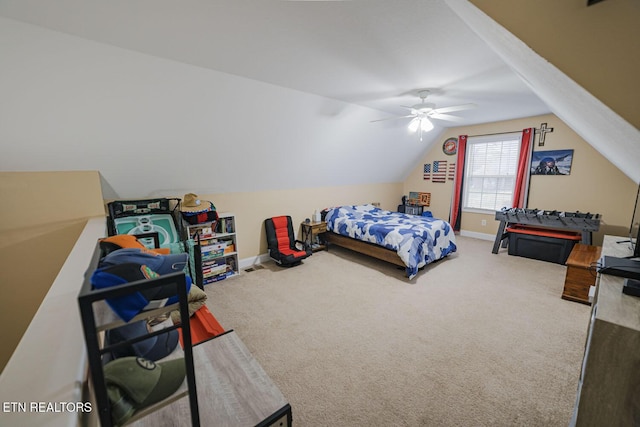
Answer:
[562,244,602,305]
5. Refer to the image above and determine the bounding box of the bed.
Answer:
[323,204,457,279]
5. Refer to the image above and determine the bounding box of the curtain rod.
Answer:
[465,128,540,138]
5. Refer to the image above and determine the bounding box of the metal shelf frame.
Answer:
[78,243,200,426]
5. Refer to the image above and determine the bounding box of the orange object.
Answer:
[506,225,581,240]
[178,306,225,347]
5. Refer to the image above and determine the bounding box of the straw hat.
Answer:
[180,193,213,213]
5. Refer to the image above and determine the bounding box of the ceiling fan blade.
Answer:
[432,103,477,114]
[429,112,465,122]
[370,114,415,123]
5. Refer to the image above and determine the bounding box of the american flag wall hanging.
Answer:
[432,160,447,183]
[423,163,431,180]
[448,162,456,180]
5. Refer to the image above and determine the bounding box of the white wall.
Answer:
[0,17,430,199]
[0,217,105,427]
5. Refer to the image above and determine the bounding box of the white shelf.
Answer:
[185,212,239,285]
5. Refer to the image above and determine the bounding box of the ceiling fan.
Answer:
[371,89,476,136]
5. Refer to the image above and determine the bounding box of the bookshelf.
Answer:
[185,213,239,286]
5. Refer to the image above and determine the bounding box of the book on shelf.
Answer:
[190,225,214,236]
[216,218,235,234]
[198,237,219,246]
[201,250,223,260]
[198,232,218,240]
[203,255,225,264]
[206,241,228,248]
[201,242,228,252]
[203,262,226,272]
[201,257,237,284]
[203,271,232,284]
[203,276,222,285]
[203,265,227,277]
[198,235,233,245]
[203,257,226,267]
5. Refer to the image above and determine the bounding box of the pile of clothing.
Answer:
[89,235,221,425]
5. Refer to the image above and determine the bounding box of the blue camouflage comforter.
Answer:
[325,204,457,279]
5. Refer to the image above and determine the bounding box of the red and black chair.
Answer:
[265,216,312,267]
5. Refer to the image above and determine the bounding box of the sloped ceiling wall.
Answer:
[461,0,640,183]
[1,1,638,199]
[0,17,424,199]
[470,0,639,129]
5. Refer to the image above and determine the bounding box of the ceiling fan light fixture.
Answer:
[408,117,433,133]
[371,88,475,133]
[420,117,434,132]
[408,117,421,133]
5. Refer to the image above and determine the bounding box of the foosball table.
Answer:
[492,208,601,255]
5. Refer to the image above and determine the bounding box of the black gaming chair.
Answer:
[265,216,312,267]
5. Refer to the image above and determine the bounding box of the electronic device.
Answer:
[598,256,640,280]
[622,278,640,297]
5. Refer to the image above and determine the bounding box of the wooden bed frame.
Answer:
[324,232,407,271]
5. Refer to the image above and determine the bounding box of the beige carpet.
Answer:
[204,236,591,426]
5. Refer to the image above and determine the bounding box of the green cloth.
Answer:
[104,357,186,426]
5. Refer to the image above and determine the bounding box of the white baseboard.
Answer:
[460,230,495,241]
[239,253,271,270]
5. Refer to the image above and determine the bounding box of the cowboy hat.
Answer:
[180,193,214,213]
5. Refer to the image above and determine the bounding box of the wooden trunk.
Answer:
[562,244,602,305]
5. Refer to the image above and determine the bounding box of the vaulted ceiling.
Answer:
[0,0,637,198]
[0,0,550,123]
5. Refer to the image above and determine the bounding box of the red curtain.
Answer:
[449,135,467,231]
[513,128,534,208]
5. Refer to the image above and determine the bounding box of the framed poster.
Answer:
[419,192,431,207]
[531,149,574,175]
[408,191,431,206]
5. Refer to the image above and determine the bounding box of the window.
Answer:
[463,133,521,212]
